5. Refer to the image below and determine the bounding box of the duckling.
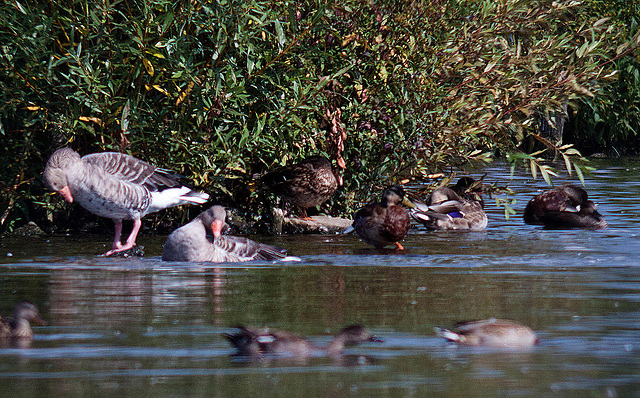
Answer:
[347,185,411,249]
[260,156,338,219]
[410,187,487,231]
[524,184,606,229]
[223,324,383,357]
[0,302,46,339]
[435,318,539,348]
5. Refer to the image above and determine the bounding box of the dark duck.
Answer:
[347,185,411,249]
[523,184,607,229]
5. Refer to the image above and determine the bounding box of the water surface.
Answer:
[1,159,640,397]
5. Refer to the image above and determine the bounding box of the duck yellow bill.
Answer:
[402,196,416,208]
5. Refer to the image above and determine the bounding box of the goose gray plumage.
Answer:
[410,187,488,231]
[162,205,297,262]
[0,302,46,339]
[524,184,607,229]
[43,147,209,256]
[223,324,383,357]
[260,156,338,219]
[435,318,539,348]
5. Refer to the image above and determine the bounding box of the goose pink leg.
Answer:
[104,219,142,256]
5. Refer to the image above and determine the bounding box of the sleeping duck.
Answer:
[523,184,607,229]
[410,186,487,231]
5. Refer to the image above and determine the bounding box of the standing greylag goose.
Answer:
[346,185,411,249]
[162,205,298,262]
[260,156,338,219]
[524,184,606,229]
[435,318,539,348]
[43,147,209,256]
[410,187,487,231]
[0,302,46,339]
[223,324,383,357]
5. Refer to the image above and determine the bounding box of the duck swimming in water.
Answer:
[223,324,383,357]
[435,318,538,348]
[0,302,46,340]
[410,186,488,231]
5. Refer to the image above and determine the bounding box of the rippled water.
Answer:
[1,159,640,397]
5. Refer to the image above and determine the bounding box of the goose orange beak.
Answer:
[212,219,224,238]
[58,186,74,203]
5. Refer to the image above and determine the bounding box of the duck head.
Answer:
[381,185,406,207]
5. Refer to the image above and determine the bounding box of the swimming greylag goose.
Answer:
[161,205,298,262]
[524,184,606,229]
[43,147,209,256]
[410,187,487,231]
[223,324,383,357]
[435,318,539,348]
[0,302,46,339]
[346,185,411,249]
[260,156,338,219]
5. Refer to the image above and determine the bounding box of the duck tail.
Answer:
[434,327,461,342]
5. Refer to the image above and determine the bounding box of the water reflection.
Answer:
[1,159,640,396]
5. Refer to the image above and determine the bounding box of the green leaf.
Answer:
[275,19,285,48]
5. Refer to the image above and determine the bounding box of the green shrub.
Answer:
[570,0,640,155]
[0,0,635,232]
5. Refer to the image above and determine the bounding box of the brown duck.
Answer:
[162,205,298,262]
[524,184,607,229]
[0,302,46,339]
[223,324,383,357]
[435,318,539,348]
[260,156,338,219]
[348,185,411,249]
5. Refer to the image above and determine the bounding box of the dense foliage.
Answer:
[1,0,638,233]
[570,0,640,155]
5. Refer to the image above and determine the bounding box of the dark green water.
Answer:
[1,159,640,397]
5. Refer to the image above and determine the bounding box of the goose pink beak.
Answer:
[58,186,74,203]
